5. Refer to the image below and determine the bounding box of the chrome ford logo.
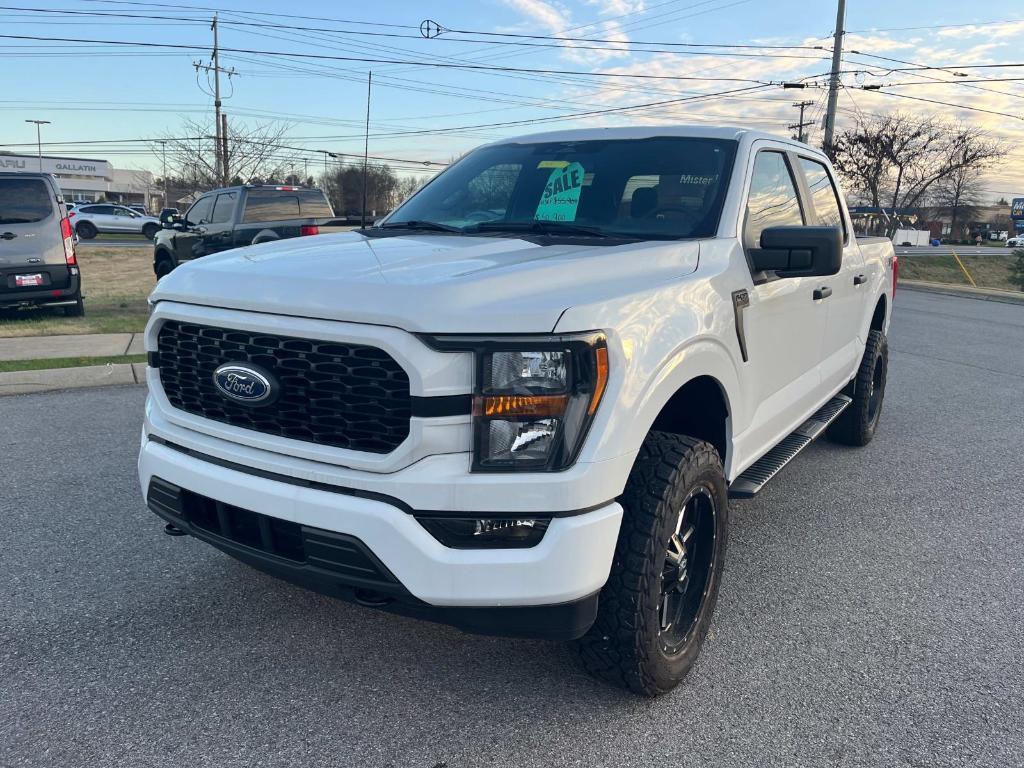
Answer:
[212,363,276,405]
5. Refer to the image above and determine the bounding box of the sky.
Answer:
[2,0,1022,201]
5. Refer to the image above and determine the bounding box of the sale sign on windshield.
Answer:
[535,161,585,222]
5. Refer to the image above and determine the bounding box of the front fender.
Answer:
[619,336,743,476]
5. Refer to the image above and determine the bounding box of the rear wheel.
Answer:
[76,221,97,240]
[142,223,159,240]
[827,329,888,446]
[63,293,85,317]
[576,432,729,696]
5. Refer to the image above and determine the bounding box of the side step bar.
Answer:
[728,394,852,499]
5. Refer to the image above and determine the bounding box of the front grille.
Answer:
[148,478,399,588]
[157,320,411,453]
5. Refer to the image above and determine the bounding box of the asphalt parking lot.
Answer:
[2,289,1022,767]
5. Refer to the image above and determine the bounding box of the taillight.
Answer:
[892,254,898,298]
[60,217,76,265]
[300,224,319,236]
[68,210,76,218]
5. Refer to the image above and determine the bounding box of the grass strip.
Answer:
[0,354,147,374]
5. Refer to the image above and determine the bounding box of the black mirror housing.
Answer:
[753,226,842,277]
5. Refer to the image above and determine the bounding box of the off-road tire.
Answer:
[827,329,888,447]
[76,221,97,240]
[576,432,729,696]
[142,223,159,240]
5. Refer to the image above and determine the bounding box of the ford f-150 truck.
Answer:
[139,127,896,696]
[152,185,345,277]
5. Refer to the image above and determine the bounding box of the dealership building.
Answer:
[0,152,161,210]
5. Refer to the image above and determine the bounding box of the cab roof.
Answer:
[486,124,820,155]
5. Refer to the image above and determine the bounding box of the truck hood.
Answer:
[151,231,701,333]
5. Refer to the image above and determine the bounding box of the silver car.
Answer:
[0,172,84,316]
[1006,235,1024,248]
[70,203,161,240]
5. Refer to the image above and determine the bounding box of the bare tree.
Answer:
[833,114,1003,235]
[931,164,986,242]
[155,118,293,191]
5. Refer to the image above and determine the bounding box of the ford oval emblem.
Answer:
[212,363,277,406]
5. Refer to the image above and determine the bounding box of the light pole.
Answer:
[158,140,168,210]
[25,119,50,171]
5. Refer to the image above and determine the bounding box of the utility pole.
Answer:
[822,0,846,158]
[360,71,372,229]
[194,15,235,186]
[789,101,814,143]
[25,119,50,171]
[220,112,229,183]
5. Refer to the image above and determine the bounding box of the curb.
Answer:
[899,280,1024,306]
[0,362,147,397]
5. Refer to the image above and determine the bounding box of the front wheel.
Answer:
[576,433,729,696]
[142,223,159,240]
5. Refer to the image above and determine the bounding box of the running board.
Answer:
[728,394,852,499]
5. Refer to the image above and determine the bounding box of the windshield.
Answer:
[385,137,737,240]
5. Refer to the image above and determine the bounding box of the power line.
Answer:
[0,5,828,59]
[0,32,776,82]
[856,87,1024,121]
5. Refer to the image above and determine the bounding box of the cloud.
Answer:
[584,0,647,15]
[936,20,1024,40]
[502,0,571,32]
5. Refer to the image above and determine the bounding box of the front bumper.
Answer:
[138,435,623,638]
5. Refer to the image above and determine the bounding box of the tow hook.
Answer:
[163,522,187,537]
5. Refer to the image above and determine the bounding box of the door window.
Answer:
[210,192,237,224]
[798,157,846,235]
[186,196,214,225]
[744,151,805,248]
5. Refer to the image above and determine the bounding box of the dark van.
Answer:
[0,172,83,316]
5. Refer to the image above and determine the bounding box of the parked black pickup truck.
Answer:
[153,185,346,277]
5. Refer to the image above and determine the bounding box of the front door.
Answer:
[734,147,830,465]
[173,195,215,265]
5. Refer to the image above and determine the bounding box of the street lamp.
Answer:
[25,119,51,172]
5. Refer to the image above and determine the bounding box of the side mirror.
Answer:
[162,213,185,229]
[752,226,842,278]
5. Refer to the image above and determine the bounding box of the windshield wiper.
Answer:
[377,220,464,233]
[469,220,609,238]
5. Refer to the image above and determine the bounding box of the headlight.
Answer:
[422,332,608,472]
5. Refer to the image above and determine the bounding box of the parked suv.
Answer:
[152,185,343,277]
[70,203,161,240]
[0,172,82,316]
[140,127,896,695]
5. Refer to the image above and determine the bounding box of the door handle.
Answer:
[813,286,833,300]
[853,274,867,286]
[0,232,16,240]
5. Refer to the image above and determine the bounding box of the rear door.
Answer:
[82,204,117,232]
[795,155,865,394]
[734,146,829,463]
[0,176,69,293]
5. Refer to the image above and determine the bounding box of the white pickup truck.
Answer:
[139,126,896,696]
